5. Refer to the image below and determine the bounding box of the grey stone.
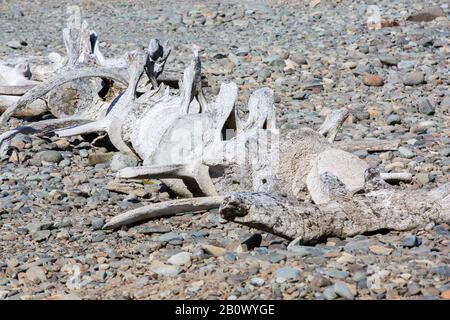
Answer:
[275,267,300,283]
[290,53,307,65]
[323,286,337,300]
[430,265,450,278]
[401,235,422,248]
[440,97,450,111]
[379,55,398,66]
[139,226,171,235]
[32,230,51,242]
[403,72,425,86]
[91,217,105,230]
[268,252,287,263]
[25,266,46,283]
[151,263,181,277]
[325,269,349,279]
[399,147,415,159]
[223,252,237,262]
[36,151,63,163]
[334,282,355,300]
[110,154,138,172]
[7,40,24,49]
[419,99,435,115]
[91,233,106,242]
[250,277,265,286]
[25,221,53,233]
[191,230,209,238]
[416,173,430,185]
[158,232,182,242]
[439,148,450,157]
[287,245,313,257]
[167,252,191,266]
[386,114,401,125]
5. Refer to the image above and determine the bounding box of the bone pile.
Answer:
[0,6,448,245]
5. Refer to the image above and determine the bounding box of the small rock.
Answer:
[223,252,237,262]
[140,226,172,235]
[379,55,398,66]
[403,72,425,86]
[439,148,450,157]
[323,286,337,300]
[386,114,401,125]
[334,282,355,300]
[203,245,227,257]
[268,252,287,263]
[91,217,105,230]
[416,173,430,185]
[88,152,115,165]
[407,6,445,22]
[419,99,435,115]
[250,277,265,286]
[91,233,106,243]
[401,235,422,248]
[368,245,393,255]
[110,153,138,172]
[167,252,191,266]
[32,230,51,242]
[399,147,415,159]
[288,245,313,257]
[290,53,307,65]
[440,97,450,111]
[9,5,24,18]
[275,267,300,283]
[158,232,182,243]
[311,275,332,289]
[0,290,9,300]
[25,221,53,233]
[36,150,63,163]
[7,40,25,49]
[362,74,384,86]
[150,261,181,277]
[25,266,47,283]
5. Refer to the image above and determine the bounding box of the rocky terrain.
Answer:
[0,0,449,300]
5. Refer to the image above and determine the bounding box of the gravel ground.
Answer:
[0,0,449,300]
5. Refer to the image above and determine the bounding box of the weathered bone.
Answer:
[219,172,450,242]
[103,196,224,230]
[0,117,90,157]
[102,54,448,240]
[1,20,446,243]
[318,108,349,142]
[0,95,47,118]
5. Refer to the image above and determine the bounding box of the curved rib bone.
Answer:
[0,117,90,157]
[103,196,224,230]
[0,67,128,127]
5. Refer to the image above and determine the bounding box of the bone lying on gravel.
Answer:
[219,173,450,242]
[336,139,400,152]
[0,95,47,118]
[103,196,225,229]
[380,172,413,183]
[318,108,349,143]
[0,117,91,157]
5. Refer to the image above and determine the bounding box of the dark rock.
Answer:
[401,235,422,248]
[407,6,445,22]
[419,99,435,115]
